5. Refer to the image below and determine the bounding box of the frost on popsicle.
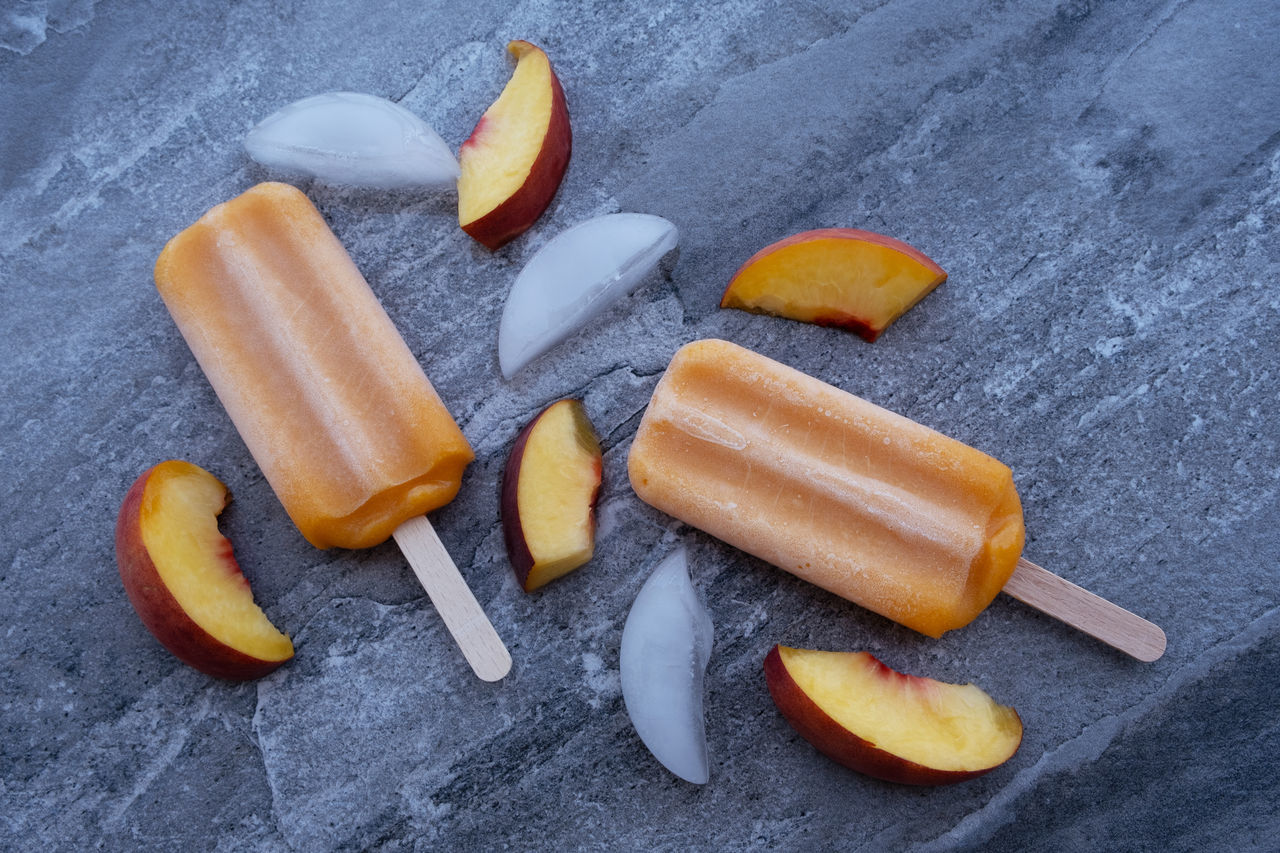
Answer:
[497,213,679,378]
[619,545,713,784]
[244,92,460,189]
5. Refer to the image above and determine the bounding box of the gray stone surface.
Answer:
[2,0,1277,849]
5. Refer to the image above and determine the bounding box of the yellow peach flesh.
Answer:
[458,42,555,225]
[779,647,1021,772]
[722,233,946,339]
[140,462,293,661]
[516,401,601,589]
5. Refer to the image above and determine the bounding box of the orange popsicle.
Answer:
[629,340,1166,661]
[628,338,1025,638]
[154,182,509,679]
[156,182,471,549]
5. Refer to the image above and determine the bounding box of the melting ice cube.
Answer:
[619,545,713,784]
[244,92,460,189]
[497,213,679,379]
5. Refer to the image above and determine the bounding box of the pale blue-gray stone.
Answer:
[2,0,1277,849]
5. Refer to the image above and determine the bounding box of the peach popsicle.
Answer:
[154,182,510,680]
[628,339,1165,660]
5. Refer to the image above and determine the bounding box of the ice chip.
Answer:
[619,545,713,784]
[498,213,679,379]
[244,92,460,189]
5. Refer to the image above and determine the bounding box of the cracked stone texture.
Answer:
[2,0,1277,849]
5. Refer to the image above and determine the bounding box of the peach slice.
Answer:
[457,40,572,250]
[764,646,1022,785]
[721,228,947,341]
[115,460,294,679]
[501,400,603,591]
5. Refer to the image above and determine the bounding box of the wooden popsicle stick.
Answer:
[393,516,512,681]
[1001,557,1166,662]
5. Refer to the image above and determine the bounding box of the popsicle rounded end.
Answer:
[472,649,514,682]
[1132,624,1167,663]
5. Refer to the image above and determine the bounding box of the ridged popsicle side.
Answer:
[154,182,473,549]
[628,339,1024,637]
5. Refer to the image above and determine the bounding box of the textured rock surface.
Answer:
[2,0,1277,849]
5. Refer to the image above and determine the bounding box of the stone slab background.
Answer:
[2,0,1277,849]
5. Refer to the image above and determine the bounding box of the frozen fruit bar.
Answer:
[155,182,474,550]
[628,339,1024,637]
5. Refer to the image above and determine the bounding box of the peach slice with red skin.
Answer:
[764,646,1022,785]
[115,460,294,679]
[501,400,603,592]
[457,40,572,250]
[721,228,947,341]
